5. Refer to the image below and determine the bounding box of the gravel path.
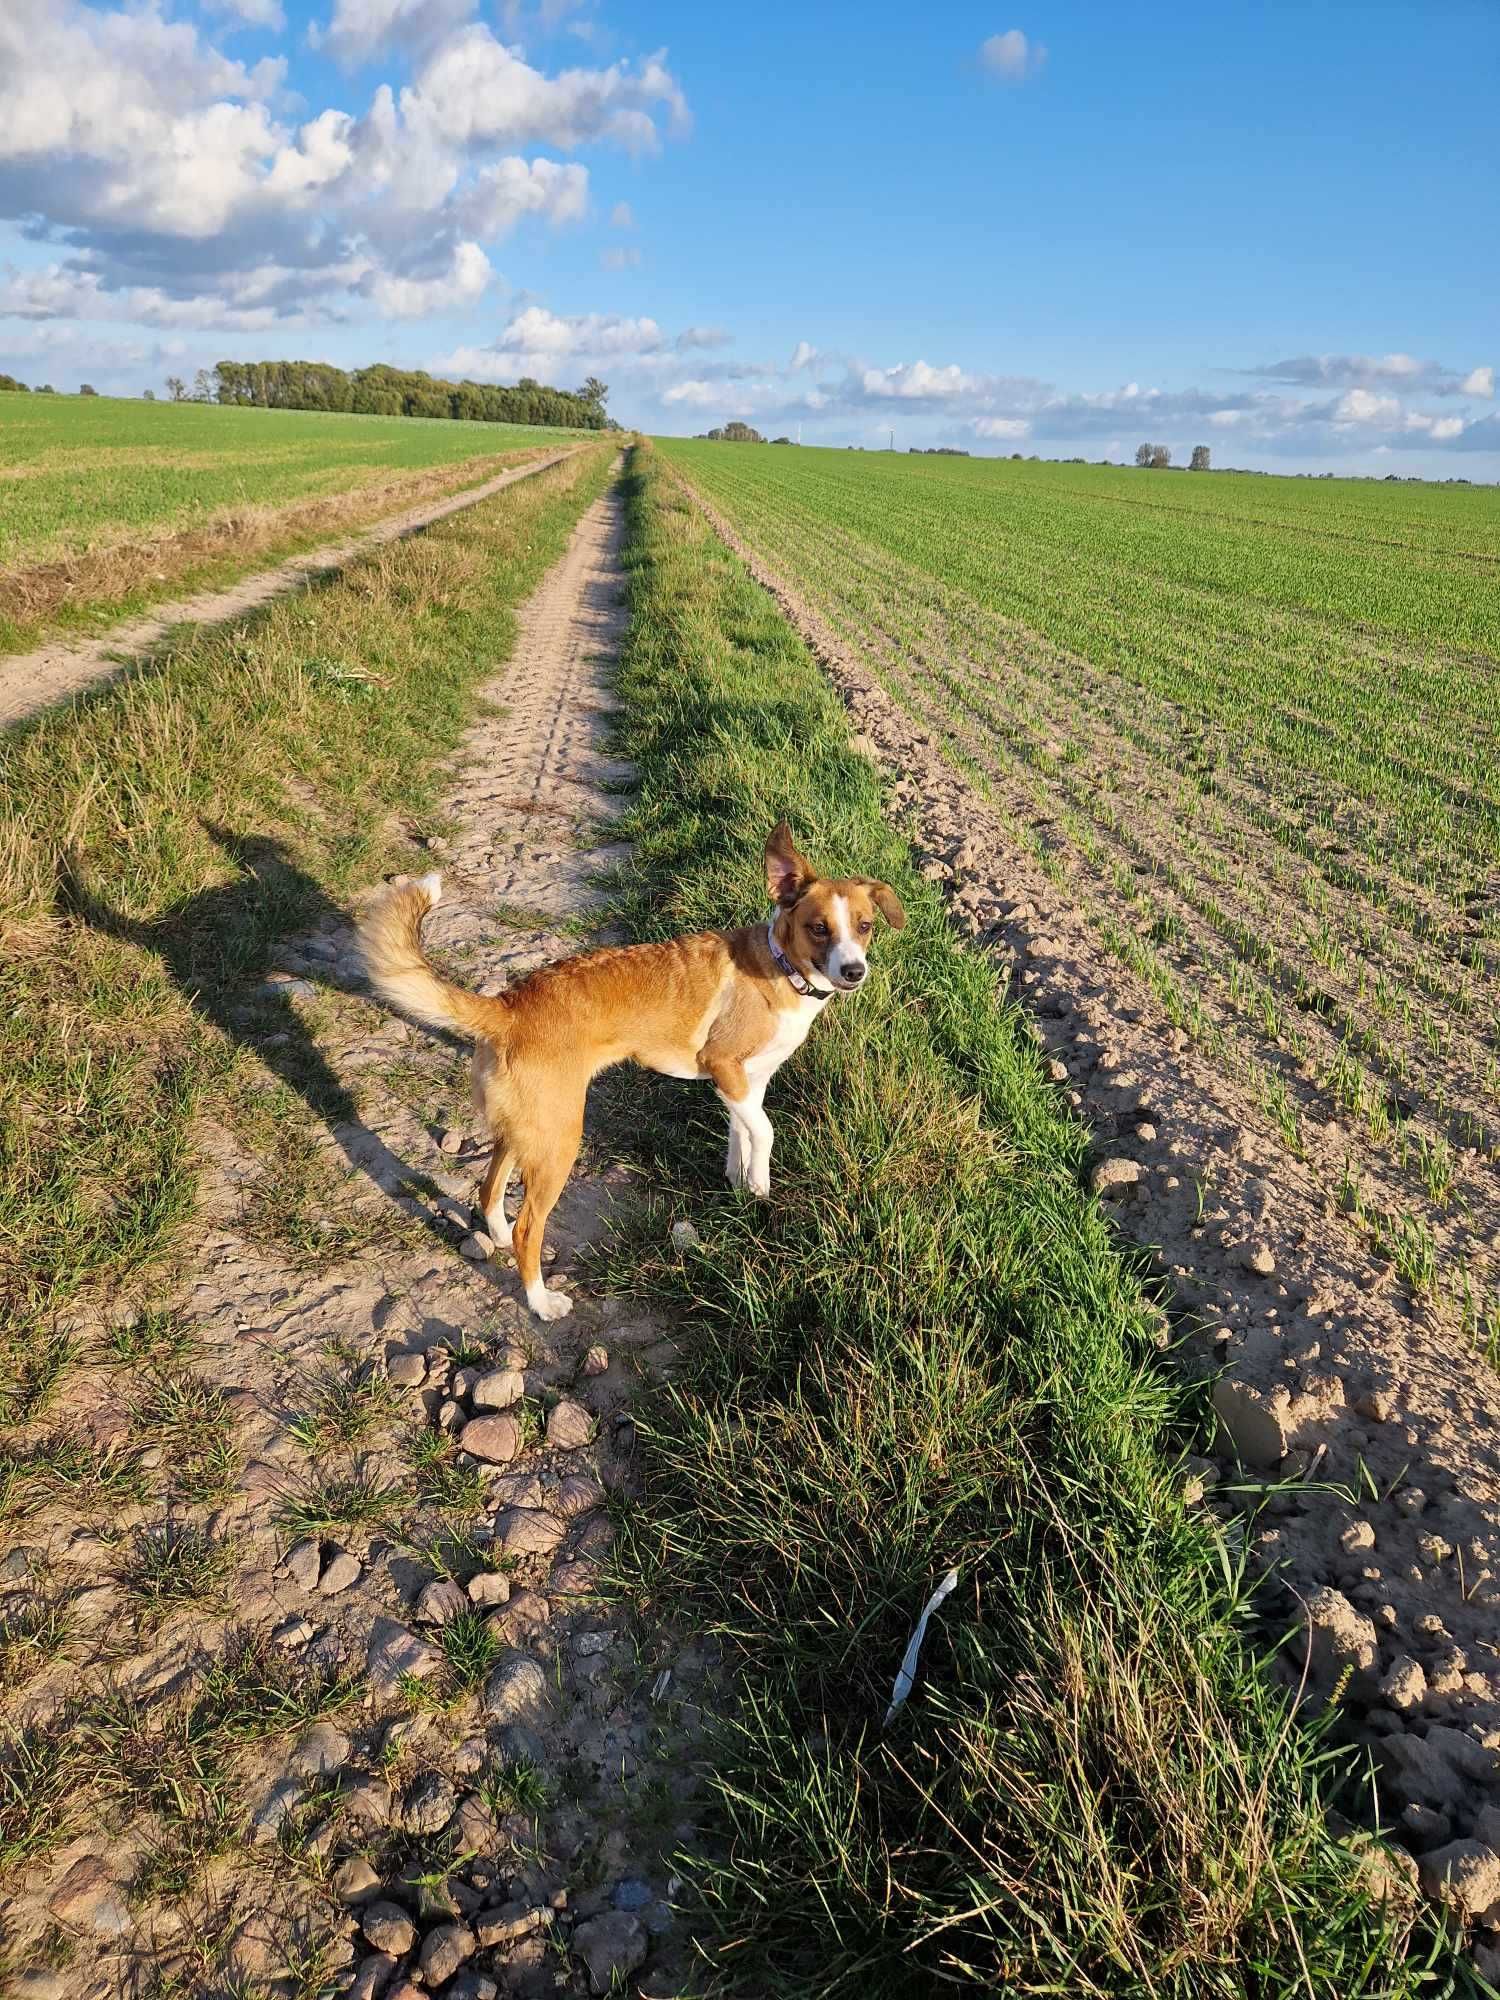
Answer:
[1,474,707,1998]
[0,447,580,731]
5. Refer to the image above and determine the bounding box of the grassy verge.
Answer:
[601,444,1465,1996]
[0,443,614,1419]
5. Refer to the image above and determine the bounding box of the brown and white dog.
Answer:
[357,823,904,1319]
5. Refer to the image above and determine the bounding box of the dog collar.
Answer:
[767,918,833,1001]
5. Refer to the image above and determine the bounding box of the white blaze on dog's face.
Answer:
[764,823,905,992]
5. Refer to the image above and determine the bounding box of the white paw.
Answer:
[485,1215,514,1250]
[744,1167,771,1199]
[528,1286,573,1322]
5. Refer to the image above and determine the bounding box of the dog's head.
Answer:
[765,821,905,993]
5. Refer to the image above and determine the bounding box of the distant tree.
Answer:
[166,375,187,402]
[78,382,98,396]
[1190,444,1211,471]
[721,420,764,442]
[704,427,725,440]
[771,435,792,444]
[1136,442,1171,468]
[192,368,215,403]
[1135,442,1153,467]
[0,372,28,393]
[36,383,55,394]
[576,375,608,413]
[142,388,156,401]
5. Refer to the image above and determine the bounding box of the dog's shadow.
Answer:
[60,823,467,1258]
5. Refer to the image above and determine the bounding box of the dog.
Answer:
[356,822,904,1320]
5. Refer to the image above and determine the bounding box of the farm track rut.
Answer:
[0,447,581,731]
[1,476,708,1997]
[674,466,1500,1959]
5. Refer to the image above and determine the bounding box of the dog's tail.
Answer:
[356,873,508,1041]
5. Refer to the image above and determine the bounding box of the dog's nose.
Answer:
[843,962,866,983]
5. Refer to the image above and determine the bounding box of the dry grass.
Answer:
[0,445,557,643]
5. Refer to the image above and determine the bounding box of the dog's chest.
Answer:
[745,993,825,1083]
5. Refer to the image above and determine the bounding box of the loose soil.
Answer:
[0,448,580,730]
[0,478,707,1997]
[674,468,1500,1960]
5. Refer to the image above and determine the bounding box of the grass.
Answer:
[598,443,1467,1996]
[126,1523,238,1621]
[661,438,1500,1346]
[0,441,614,1433]
[0,392,587,651]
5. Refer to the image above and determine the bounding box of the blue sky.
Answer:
[1,0,1496,474]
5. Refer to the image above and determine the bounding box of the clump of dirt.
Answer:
[678,471,1500,1963]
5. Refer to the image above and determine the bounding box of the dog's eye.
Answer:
[858,919,873,935]
[810,921,830,938]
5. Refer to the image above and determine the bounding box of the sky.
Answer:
[1,0,1497,477]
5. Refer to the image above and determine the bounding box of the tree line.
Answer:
[1136,442,1213,470]
[207,361,612,429]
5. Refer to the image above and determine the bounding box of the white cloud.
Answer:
[210,0,287,28]
[1334,387,1403,425]
[601,245,641,270]
[980,28,1045,82]
[860,359,980,400]
[790,339,818,371]
[972,416,1030,439]
[1461,365,1494,398]
[0,0,684,332]
[676,324,731,350]
[609,200,634,229]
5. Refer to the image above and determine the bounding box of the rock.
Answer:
[549,1558,599,1597]
[10,1975,66,2000]
[1241,1241,1276,1277]
[342,1779,392,1826]
[251,1777,303,1844]
[445,1975,497,2000]
[439,1129,465,1155]
[366,1617,443,1698]
[290,1720,352,1778]
[1417,1840,1500,1920]
[556,1474,607,1520]
[460,1415,521,1464]
[1302,1588,1378,1683]
[1090,1157,1141,1196]
[483,1653,549,1723]
[1380,1656,1427,1713]
[467,1571,511,1607]
[572,1912,648,1994]
[447,1792,497,1853]
[1339,1520,1376,1555]
[494,1722,547,1771]
[413,1577,469,1626]
[47,1855,132,1937]
[669,1220,700,1250]
[319,1547,362,1596]
[1356,1386,1396,1423]
[582,1345,609,1377]
[611,1877,652,1912]
[332,1856,382,1905]
[488,1590,550,1644]
[362,1901,417,1956]
[347,1953,398,2000]
[283,1537,322,1591]
[274,1615,316,1650]
[1211,1379,1287,1468]
[493,1507,565,1557]
[472,1368,525,1411]
[460,1233,494,1263]
[403,1770,459,1835]
[545,1399,594,1449]
[387,1353,426,1389]
[418,1922,476,1986]
[475,1902,551,1947]
[574,1630,613,1658]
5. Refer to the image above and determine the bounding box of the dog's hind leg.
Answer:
[477,1142,516,1249]
[511,1113,583,1321]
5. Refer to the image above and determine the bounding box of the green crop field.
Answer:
[0,393,584,652]
[660,439,1500,1349]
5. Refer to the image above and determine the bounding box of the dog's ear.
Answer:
[857,878,906,930]
[765,822,816,907]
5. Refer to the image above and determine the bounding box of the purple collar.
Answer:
[766,917,833,1001]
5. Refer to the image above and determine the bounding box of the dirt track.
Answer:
[672,466,1500,1955]
[0,447,580,731]
[1,474,705,1996]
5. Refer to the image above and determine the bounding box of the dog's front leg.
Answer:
[732,1080,773,1198]
[724,1111,743,1186]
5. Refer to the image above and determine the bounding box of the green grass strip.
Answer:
[601,443,1466,1997]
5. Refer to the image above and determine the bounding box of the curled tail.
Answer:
[356,873,508,1041]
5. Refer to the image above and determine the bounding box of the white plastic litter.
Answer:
[883,1568,960,1727]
